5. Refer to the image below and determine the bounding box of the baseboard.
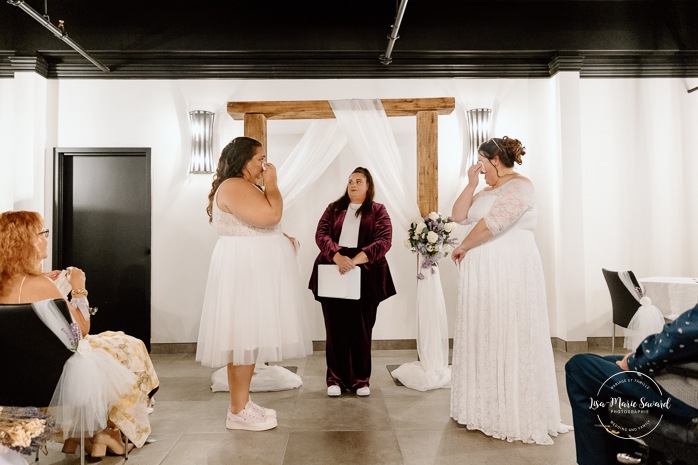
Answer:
[152,337,607,354]
[588,336,626,350]
[150,343,197,354]
[550,337,591,354]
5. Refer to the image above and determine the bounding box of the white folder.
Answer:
[317,264,361,300]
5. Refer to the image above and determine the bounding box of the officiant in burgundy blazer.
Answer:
[308,167,396,398]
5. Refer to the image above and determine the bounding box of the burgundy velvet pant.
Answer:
[321,298,378,390]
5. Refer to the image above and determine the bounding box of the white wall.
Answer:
[2,75,697,343]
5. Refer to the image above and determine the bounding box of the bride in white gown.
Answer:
[196,137,312,431]
[450,136,570,445]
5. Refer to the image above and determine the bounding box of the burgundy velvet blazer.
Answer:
[308,201,396,304]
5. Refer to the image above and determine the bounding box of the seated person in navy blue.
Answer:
[565,304,698,465]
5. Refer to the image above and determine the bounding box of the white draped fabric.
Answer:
[277,120,347,209]
[329,99,419,230]
[274,99,451,391]
[390,255,451,391]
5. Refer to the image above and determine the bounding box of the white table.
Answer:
[639,276,698,320]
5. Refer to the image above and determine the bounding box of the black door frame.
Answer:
[53,147,152,337]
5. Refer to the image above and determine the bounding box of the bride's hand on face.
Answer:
[261,162,277,186]
[467,162,483,188]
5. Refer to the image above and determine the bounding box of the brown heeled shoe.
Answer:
[90,427,134,458]
[61,437,93,454]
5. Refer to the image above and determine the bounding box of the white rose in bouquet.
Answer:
[428,212,439,221]
[427,231,439,243]
[416,222,427,233]
[444,222,457,233]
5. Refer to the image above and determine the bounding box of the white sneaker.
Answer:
[356,386,370,396]
[248,400,276,418]
[327,385,342,397]
[226,405,277,431]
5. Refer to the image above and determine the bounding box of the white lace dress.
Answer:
[450,178,569,445]
[196,187,313,368]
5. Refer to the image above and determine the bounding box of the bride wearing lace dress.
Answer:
[450,136,569,445]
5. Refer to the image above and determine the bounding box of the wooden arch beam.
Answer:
[228,97,455,216]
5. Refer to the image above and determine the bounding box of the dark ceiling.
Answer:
[1,0,697,79]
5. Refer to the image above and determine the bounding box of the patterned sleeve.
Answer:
[627,305,698,375]
[483,179,535,235]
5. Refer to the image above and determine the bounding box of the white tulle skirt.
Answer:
[48,340,136,439]
[196,233,313,367]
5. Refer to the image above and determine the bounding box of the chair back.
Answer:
[602,268,640,328]
[0,299,74,406]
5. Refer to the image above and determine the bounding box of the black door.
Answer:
[53,148,151,350]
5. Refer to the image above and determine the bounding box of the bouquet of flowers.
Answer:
[0,406,55,456]
[405,212,459,279]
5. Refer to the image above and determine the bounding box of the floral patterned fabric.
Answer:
[85,331,158,448]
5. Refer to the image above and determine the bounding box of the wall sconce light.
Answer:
[465,108,493,166]
[189,110,215,174]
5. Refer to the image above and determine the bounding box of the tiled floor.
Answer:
[37,348,599,465]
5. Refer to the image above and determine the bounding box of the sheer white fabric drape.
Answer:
[278,119,347,209]
[329,99,418,229]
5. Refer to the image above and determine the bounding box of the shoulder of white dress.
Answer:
[505,176,534,191]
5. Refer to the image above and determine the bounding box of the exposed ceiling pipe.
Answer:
[379,0,408,65]
[8,0,110,73]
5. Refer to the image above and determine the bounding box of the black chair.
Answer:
[0,299,74,406]
[610,362,698,465]
[602,268,642,354]
[0,299,80,461]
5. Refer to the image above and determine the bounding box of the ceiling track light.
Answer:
[379,0,408,66]
[8,0,110,73]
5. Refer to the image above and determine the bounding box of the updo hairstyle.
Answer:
[478,136,526,168]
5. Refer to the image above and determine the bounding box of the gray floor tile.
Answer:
[30,348,588,464]
[283,431,403,465]
[394,430,444,465]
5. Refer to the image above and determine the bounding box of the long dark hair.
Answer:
[206,137,263,222]
[329,167,375,218]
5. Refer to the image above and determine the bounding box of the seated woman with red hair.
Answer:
[0,210,159,458]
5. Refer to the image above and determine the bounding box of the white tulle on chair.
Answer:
[618,271,666,350]
[391,256,451,391]
[31,299,134,439]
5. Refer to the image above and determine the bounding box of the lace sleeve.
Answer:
[483,179,535,235]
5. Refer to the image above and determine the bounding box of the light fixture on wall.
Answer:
[465,108,493,166]
[189,110,215,174]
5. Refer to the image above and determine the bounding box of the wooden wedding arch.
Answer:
[227,98,455,215]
